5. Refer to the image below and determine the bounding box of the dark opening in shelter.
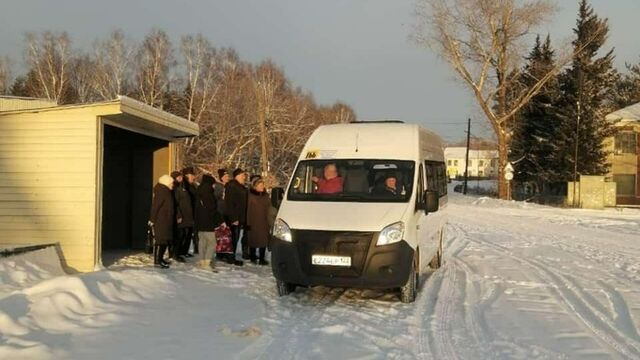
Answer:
[101,125,168,266]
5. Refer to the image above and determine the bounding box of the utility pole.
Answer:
[463,118,471,195]
[573,66,583,208]
[572,100,581,207]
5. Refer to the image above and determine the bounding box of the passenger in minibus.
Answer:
[311,163,344,194]
[372,173,399,196]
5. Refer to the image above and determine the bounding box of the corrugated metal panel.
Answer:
[0,107,98,272]
[0,97,57,112]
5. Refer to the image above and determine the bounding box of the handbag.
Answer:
[215,223,233,254]
[145,223,155,254]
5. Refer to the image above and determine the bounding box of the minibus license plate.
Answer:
[312,255,351,267]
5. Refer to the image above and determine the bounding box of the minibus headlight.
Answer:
[377,222,405,246]
[273,218,292,242]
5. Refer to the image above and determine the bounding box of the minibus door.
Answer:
[417,163,438,266]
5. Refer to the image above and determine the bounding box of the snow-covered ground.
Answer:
[1,193,639,359]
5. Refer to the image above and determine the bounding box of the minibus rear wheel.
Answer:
[276,279,296,296]
[429,229,444,269]
[400,255,418,303]
[429,246,443,269]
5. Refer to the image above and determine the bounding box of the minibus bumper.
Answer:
[270,236,414,289]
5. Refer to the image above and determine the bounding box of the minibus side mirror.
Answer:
[424,190,439,214]
[271,187,285,209]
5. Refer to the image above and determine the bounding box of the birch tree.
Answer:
[180,34,223,157]
[24,31,71,103]
[69,53,97,103]
[93,30,133,100]
[0,57,10,94]
[253,60,290,176]
[134,29,173,108]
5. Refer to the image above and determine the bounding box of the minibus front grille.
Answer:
[292,230,375,277]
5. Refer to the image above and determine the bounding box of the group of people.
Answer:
[149,166,276,271]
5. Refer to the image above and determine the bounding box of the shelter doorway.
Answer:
[101,124,169,266]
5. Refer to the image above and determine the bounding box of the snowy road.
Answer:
[1,194,639,359]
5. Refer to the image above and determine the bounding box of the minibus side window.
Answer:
[415,164,425,211]
[437,163,447,196]
[425,161,448,197]
[425,162,437,192]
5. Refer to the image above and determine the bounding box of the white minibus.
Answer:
[271,121,448,303]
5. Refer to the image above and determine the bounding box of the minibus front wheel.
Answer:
[400,254,418,303]
[276,279,296,296]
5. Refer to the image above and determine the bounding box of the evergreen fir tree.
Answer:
[511,35,563,193]
[9,76,29,97]
[557,0,617,180]
[611,58,640,108]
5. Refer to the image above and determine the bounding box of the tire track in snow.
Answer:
[454,256,496,355]
[468,231,640,359]
[412,222,485,360]
[254,287,344,360]
[445,223,550,359]
[413,268,443,359]
[597,280,640,343]
[430,262,460,360]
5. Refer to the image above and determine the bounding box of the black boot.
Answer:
[242,243,250,260]
[241,229,250,260]
[169,244,185,263]
[193,233,200,255]
[158,245,169,265]
[258,248,269,266]
[153,246,159,265]
[155,245,169,269]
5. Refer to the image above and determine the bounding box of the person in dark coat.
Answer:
[171,171,192,262]
[224,168,248,266]
[149,175,175,268]
[247,177,271,265]
[182,167,199,255]
[195,174,224,272]
[214,169,230,215]
[213,168,230,261]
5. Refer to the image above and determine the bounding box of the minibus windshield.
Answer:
[287,159,415,202]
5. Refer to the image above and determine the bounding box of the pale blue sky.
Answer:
[1,0,639,141]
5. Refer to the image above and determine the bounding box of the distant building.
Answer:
[605,103,640,205]
[0,96,199,271]
[444,147,498,179]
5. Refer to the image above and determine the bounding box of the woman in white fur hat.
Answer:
[149,174,175,268]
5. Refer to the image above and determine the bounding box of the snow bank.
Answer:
[0,260,267,360]
[0,246,65,298]
[0,268,174,360]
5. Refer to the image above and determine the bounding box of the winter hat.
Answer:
[232,168,246,178]
[218,168,229,179]
[158,175,174,188]
[200,174,215,187]
[251,176,265,189]
[170,171,182,180]
[181,166,195,176]
[249,174,262,183]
